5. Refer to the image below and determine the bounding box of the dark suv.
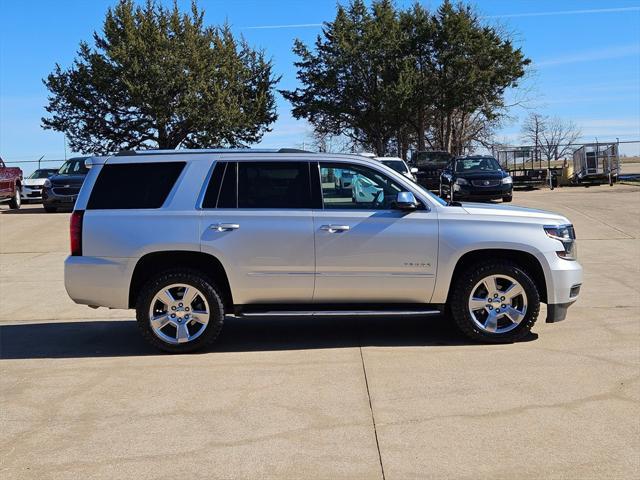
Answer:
[42,157,89,212]
[440,156,513,202]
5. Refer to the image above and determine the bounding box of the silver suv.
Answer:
[65,149,583,352]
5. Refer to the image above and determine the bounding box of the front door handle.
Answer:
[320,224,350,233]
[209,223,240,232]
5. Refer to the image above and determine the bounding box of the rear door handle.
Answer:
[320,224,350,233]
[209,223,240,232]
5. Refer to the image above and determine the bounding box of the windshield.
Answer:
[414,151,451,166]
[455,157,501,173]
[58,159,89,175]
[28,169,57,179]
[381,160,408,174]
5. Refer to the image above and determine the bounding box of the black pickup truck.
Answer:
[412,150,453,190]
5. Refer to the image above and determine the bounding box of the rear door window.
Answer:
[87,162,185,209]
[237,162,312,209]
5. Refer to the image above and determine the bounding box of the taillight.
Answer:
[70,210,84,256]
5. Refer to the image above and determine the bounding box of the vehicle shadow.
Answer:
[0,315,537,359]
[0,206,67,214]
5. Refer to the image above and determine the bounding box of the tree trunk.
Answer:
[417,111,425,151]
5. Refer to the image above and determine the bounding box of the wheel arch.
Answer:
[448,249,548,304]
[129,250,233,312]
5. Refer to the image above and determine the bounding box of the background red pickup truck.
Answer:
[0,157,23,209]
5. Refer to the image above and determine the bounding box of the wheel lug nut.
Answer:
[501,296,505,301]
[494,294,499,298]
[171,313,176,318]
[488,299,492,303]
[179,303,183,307]
[496,309,500,313]
[488,306,493,310]
[171,306,176,311]
[501,304,506,309]
[185,307,190,311]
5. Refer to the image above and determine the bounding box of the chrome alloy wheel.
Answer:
[148,283,210,344]
[468,274,528,334]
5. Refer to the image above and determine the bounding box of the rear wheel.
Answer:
[8,187,21,209]
[502,194,512,202]
[136,270,224,353]
[450,260,540,343]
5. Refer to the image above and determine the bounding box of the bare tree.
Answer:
[520,112,547,161]
[539,117,581,161]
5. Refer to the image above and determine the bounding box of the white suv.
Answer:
[65,149,582,353]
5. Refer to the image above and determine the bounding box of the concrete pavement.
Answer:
[1,185,639,479]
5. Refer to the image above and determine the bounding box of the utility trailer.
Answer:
[571,142,620,186]
[495,148,549,188]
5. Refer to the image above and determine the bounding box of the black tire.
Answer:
[449,260,540,343]
[43,205,57,213]
[136,269,225,353]
[8,188,21,209]
[502,195,512,203]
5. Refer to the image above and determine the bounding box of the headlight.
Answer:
[502,176,513,184]
[544,224,577,260]
[43,179,52,188]
[455,178,468,185]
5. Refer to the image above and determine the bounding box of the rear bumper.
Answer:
[64,256,132,309]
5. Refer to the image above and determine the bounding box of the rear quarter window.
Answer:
[87,162,185,210]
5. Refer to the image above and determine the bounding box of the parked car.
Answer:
[440,155,513,202]
[65,149,582,353]
[42,157,89,213]
[0,157,23,209]
[376,156,418,181]
[412,150,453,190]
[21,168,59,203]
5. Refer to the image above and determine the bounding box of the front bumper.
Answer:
[543,253,583,323]
[454,184,512,200]
[22,186,44,201]
[42,187,78,209]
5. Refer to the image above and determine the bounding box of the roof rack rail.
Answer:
[114,147,314,157]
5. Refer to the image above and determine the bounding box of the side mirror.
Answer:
[395,191,418,210]
[410,167,418,173]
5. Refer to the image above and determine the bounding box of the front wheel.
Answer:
[136,270,224,353]
[502,195,512,203]
[449,260,540,343]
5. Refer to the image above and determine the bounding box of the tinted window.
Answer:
[320,162,411,210]
[87,162,185,210]
[238,162,311,209]
[202,162,228,208]
[218,162,237,208]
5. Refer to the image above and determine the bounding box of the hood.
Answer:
[50,174,86,186]
[460,202,568,223]
[455,170,506,180]
[24,178,47,186]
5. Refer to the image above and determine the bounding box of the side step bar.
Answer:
[236,309,441,318]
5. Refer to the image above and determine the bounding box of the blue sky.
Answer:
[1,0,639,173]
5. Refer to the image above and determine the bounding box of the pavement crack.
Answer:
[359,346,385,480]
